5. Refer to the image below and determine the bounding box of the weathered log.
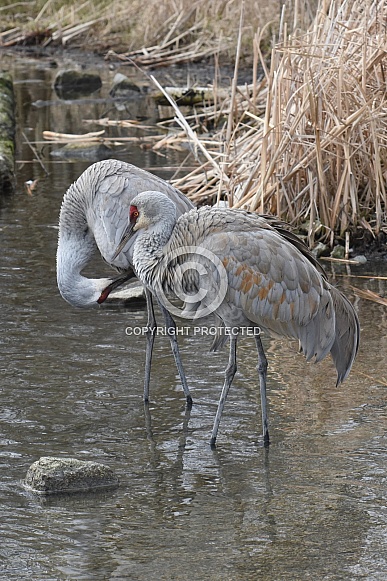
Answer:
[151,86,231,106]
[0,71,15,193]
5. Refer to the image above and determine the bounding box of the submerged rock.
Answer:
[353,254,367,264]
[50,141,112,161]
[110,73,141,98]
[54,70,102,99]
[24,457,119,495]
[109,73,142,111]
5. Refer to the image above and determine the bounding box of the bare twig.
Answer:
[22,131,49,175]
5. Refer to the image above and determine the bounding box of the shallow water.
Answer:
[1,52,387,580]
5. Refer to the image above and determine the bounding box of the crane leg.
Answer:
[254,334,270,447]
[157,300,193,407]
[210,332,238,447]
[143,289,156,402]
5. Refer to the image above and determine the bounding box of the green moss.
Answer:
[0,141,15,157]
[0,72,15,140]
[0,72,15,192]
[0,73,13,93]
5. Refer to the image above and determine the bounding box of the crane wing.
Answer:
[167,207,337,363]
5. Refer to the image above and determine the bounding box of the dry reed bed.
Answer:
[0,0,282,61]
[169,0,387,242]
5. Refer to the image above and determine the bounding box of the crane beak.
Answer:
[98,270,136,304]
[111,223,135,261]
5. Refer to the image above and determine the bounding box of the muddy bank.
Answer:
[0,44,253,87]
[352,231,387,261]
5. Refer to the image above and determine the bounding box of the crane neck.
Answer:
[56,180,112,308]
[132,215,176,286]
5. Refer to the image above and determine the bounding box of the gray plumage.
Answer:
[114,190,360,446]
[56,160,194,403]
[57,159,193,307]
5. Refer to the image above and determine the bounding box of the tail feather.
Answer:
[208,283,359,386]
[329,285,360,384]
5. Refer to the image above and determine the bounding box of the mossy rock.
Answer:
[24,457,119,495]
[331,245,345,259]
[312,242,330,258]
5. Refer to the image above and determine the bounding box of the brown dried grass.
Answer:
[169,0,387,240]
[4,0,386,239]
[0,0,287,57]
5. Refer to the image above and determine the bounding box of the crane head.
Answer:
[111,204,139,261]
[97,271,136,304]
[112,190,177,261]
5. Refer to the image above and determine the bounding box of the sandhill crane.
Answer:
[56,160,194,404]
[111,190,360,447]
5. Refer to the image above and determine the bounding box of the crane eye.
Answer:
[130,207,139,222]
